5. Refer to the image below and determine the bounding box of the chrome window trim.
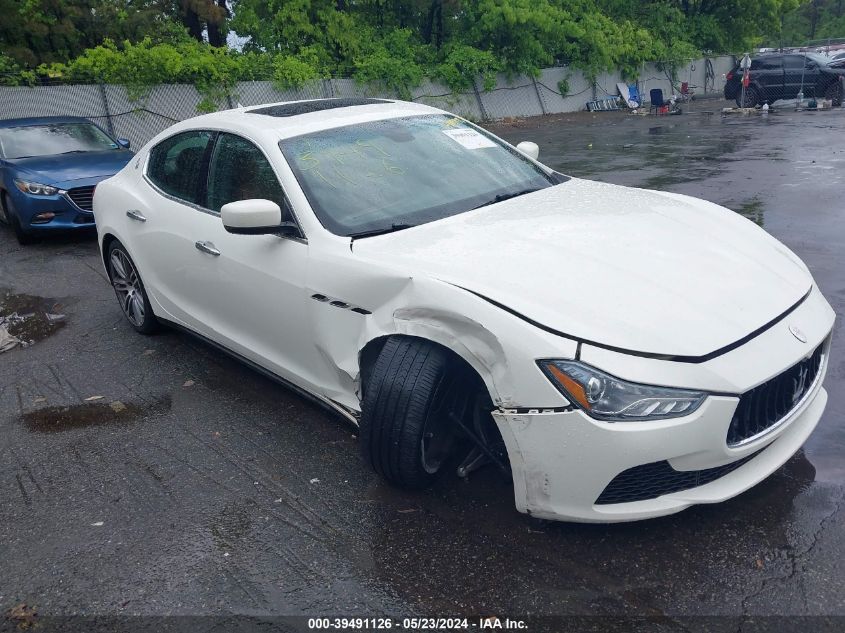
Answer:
[729,347,828,449]
[142,129,308,245]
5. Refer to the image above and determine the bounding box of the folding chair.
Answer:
[649,88,665,114]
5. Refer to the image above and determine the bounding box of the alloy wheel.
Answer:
[110,249,146,327]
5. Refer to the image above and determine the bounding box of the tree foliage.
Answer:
[776,0,845,43]
[3,0,837,103]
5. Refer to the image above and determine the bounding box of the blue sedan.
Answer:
[0,116,134,244]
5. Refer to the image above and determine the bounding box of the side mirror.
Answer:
[222,199,284,235]
[117,138,131,149]
[516,141,539,161]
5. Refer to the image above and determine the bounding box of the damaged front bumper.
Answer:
[493,287,834,523]
[494,384,826,522]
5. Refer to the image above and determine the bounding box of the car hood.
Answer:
[353,179,812,359]
[7,150,134,188]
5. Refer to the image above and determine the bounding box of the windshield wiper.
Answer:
[348,223,416,239]
[472,188,541,210]
[58,150,88,155]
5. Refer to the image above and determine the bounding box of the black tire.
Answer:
[825,82,843,106]
[4,195,37,245]
[360,336,473,489]
[106,240,159,334]
[735,86,760,108]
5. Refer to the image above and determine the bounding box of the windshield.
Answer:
[0,122,119,159]
[279,115,555,236]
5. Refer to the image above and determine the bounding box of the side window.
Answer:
[752,58,781,71]
[784,56,804,69]
[147,130,213,205]
[207,133,292,220]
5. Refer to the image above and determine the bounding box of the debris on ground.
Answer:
[0,317,20,352]
[5,603,37,629]
[586,97,621,111]
[616,82,640,109]
[0,292,66,352]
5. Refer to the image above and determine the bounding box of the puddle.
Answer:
[734,196,765,226]
[0,290,66,352]
[20,396,171,433]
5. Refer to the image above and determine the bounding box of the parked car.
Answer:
[724,53,845,107]
[0,116,134,244]
[94,98,834,523]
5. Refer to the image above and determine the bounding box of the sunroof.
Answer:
[247,98,392,118]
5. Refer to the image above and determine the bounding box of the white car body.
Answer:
[94,99,834,522]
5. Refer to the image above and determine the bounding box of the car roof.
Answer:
[158,98,447,145]
[0,116,95,129]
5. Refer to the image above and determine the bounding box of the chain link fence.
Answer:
[0,56,735,149]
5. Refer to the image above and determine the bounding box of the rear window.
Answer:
[146,130,213,206]
[751,57,782,70]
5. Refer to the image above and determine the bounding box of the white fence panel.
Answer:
[411,80,482,120]
[479,74,544,119]
[0,56,739,147]
[536,67,593,114]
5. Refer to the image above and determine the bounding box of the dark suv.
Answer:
[724,53,844,107]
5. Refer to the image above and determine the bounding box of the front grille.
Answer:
[595,449,762,505]
[727,343,824,446]
[66,185,96,211]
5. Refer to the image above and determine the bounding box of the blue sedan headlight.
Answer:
[15,179,59,196]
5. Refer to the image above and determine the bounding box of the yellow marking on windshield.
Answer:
[355,139,390,157]
[382,159,405,175]
[293,139,404,188]
[333,166,358,186]
[314,169,337,188]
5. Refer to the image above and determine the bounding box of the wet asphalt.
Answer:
[1,104,844,631]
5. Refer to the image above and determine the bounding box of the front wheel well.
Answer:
[359,334,492,403]
[358,334,508,487]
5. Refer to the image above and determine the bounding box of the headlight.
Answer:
[15,179,59,196]
[538,360,707,421]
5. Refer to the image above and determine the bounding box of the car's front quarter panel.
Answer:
[303,243,579,411]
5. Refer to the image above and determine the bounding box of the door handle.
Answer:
[194,240,221,256]
[126,210,147,222]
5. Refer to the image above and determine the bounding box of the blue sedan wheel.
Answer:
[3,195,36,245]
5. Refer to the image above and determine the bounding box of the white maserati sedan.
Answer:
[93,98,834,522]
